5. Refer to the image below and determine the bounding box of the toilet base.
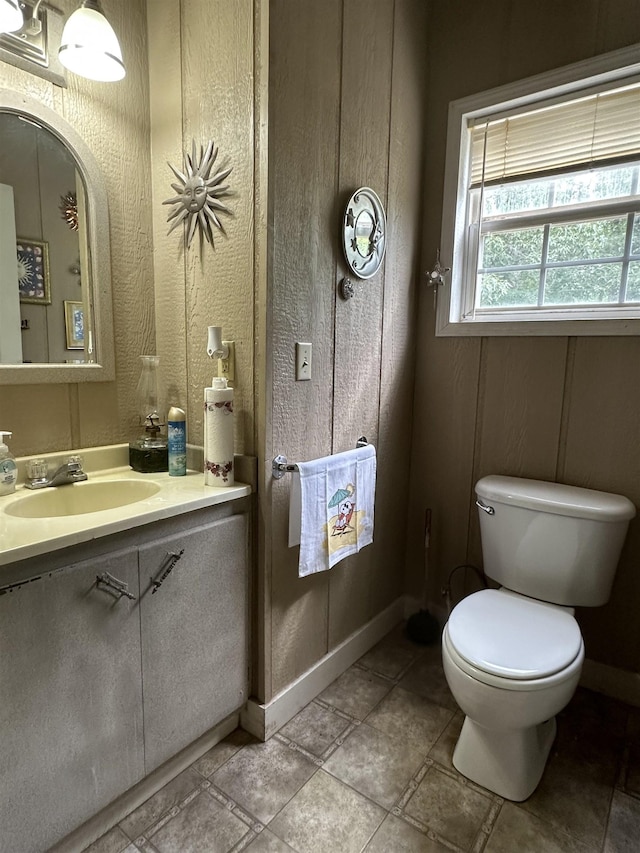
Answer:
[452,715,557,801]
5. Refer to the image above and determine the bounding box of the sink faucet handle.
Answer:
[26,458,48,481]
[67,454,84,470]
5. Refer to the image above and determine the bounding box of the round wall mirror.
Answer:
[0,89,114,383]
[342,187,386,279]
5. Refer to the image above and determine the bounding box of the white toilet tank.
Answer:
[475,475,636,607]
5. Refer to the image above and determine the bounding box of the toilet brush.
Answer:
[407,508,440,645]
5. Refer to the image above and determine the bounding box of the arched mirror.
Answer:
[0,89,114,384]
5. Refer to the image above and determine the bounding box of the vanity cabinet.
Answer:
[139,514,249,771]
[0,502,250,853]
[0,549,144,853]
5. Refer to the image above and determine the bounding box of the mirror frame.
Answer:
[0,89,114,384]
[342,187,387,280]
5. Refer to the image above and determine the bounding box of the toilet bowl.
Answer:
[442,588,584,801]
[441,475,635,802]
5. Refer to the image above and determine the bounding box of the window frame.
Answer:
[436,43,640,337]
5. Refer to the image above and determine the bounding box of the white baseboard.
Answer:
[241,597,406,740]
[580,658,640,708]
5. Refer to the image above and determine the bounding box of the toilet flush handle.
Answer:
[476,498,495,515]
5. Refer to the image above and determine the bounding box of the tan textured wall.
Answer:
[262,0,427,700]
[0,0,154,456]
[410,0,640,673]
[148,0,257,457]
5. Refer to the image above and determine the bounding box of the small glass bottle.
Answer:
[0,431,17,496]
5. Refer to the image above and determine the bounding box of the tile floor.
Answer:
[83,623,640,853]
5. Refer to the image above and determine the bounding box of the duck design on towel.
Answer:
[329,483,356,536]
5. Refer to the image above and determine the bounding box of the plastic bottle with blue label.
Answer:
[0,431,18,496]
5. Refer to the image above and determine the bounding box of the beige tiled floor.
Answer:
[84,624,640,853]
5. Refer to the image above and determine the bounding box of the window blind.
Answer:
[470,81,640,186]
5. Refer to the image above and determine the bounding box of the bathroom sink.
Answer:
[0,443,253,567]
[5,479,162,518]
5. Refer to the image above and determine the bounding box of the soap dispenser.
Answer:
[128,356,168,473]
[0,431,18,496]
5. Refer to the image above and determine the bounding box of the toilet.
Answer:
[442,474,635,802]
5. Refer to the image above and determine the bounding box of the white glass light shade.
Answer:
[58,3,125,82]
[0,0,23,34]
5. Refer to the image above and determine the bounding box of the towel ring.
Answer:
[272,437,369,480]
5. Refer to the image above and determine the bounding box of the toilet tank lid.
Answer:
[476,475,636,522]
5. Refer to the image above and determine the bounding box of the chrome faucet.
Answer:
[25,455,88,490]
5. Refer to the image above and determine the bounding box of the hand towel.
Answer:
[289,444,376,577]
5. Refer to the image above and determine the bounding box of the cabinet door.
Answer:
[139,514,249,772]
[0,549,144,853]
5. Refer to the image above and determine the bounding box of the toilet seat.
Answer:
[446,589,584,690]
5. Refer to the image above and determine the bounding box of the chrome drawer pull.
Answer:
[151,549,185,594]
[96,571,136,601]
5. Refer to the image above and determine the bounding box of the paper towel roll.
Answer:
[204,378,234,486]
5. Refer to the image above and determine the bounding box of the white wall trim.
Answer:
[580,658,640,708]
[241,596,406,740]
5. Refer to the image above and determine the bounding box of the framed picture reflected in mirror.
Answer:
[64,300,84,350]
[17,238,51,304]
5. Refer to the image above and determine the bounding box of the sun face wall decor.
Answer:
[59,192,79,231]
[163,140,233,250]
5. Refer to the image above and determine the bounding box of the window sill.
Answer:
[435,314,640,337]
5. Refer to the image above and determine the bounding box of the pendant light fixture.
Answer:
[58,0,125,82]
[0,0,23,34]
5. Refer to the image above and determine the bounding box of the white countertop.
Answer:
[0,445,251,567]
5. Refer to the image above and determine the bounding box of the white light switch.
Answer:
[295,342,312,380]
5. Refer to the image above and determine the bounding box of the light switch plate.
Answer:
[295,342,312,380]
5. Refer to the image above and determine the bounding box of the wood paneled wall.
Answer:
[410,0,640,673]
[261,0,428,701]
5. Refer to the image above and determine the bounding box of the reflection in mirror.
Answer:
[0,113,93,365]
[354,210,375,258]
[0,89,114,384]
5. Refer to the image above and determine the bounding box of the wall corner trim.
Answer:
[241,596,406,741]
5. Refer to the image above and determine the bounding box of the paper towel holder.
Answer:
[272,436,369,479]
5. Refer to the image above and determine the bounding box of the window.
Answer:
[437,44,640,336]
